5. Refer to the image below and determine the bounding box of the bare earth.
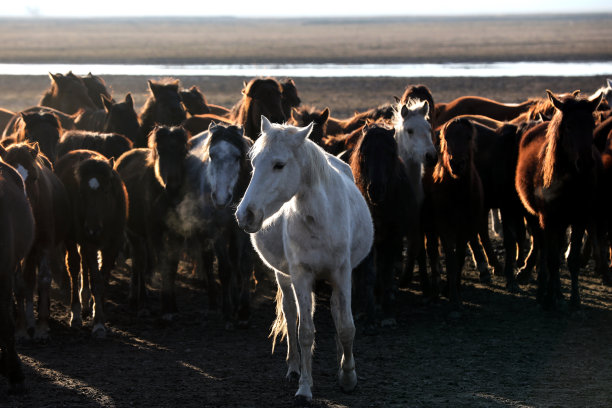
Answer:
[2,15,612,408]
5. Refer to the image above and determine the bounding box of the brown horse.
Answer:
[0,107,14,134]
[2,142,70,339]
[435,95,536,126]
[74,93,140,144]
[81,72,114,109]
[2,106,75,139]
[2,111,62,163]
[325,103,395,137]
[40,72,97,114]
[423,117,485,306]
[138,79,187,148]
[115,126,190,317]
[515,90,606,309]
[55,149,128,337]
[180,85,211,115]
[0,150,35,394]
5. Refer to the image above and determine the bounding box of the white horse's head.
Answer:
[236,116,313,233]
[393,98,437,167]
[595,78,612,107]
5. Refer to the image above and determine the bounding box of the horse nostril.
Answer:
[246,207,255,225]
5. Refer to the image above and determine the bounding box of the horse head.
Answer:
[19,111,61,163]
[40,72,97,114]
[438,117,476,179]
[394,98,437,167]
[236,116,313,233]
[350,124,398,205]
[241,78,286,140]
[281,78,301,120]
[290,106,330,147]
[148,125,190,196]
[180,85,210,115]
[103,93,141,144]
[3,142,47,206]
[146,79,187,127]
[203,122,250,208]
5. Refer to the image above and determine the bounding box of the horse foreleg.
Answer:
[236,232,254,327]
[22,252,38,338]
[352,250,375,332]
[214,238,234,328]
[479,212,501,280]
[159,238,180,320]
[567,225,586,309]
[468,234,491,284]
[441,237,460,307]
[292,271,315,401]
[275,272,300,380]
[330,263,357,394]
[78,245,93,319]
[127,234,149,314]
[425,233,441,300]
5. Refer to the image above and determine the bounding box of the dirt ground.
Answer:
[2,15,612,408]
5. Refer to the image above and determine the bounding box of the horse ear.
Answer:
[31,142,40,157]
[48,72,59,84]
[419,101,430,119]
[571,89,581,97]
[607,78,612,88]
[148,80,160,96]
[260,115,273,133]
[125,93,134,109]
[290,108,301,123]
[108,157,115,168]
[0,144,6,159]
[401,104,409,119]
[292,122,314,145]
[102,95,113,112]
[208,120,217,132]
[546,90,564,111]
[589,91,604,112]
[393,95,401,104]
[320,107,330,123]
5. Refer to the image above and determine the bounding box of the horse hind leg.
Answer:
[330,262,357,394]
[567,226,587,309]
[274,272,300,381]
[84,246,107,338]
[1,269,26,394]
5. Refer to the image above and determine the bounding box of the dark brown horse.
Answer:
[81,72,114,109]
[39,72,97,114]
[57,130,133,161]
[55,149,128,337]
[515,90,606,309]
[74,93,140,144]
[325,103,395,137]
[115,126,190,317]
[2,106,75,139]
[0,151,35,394]
[423,117,485,306]
[180,85,211,115]
[289,105,330,147]
[435,95,536,127]
[2,111,62,163]
[228,77,286,140]
[138,79,187,148]
[350,124,417,328]
[2,142,70,339]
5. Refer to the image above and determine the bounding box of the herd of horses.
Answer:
[1,71,612,401]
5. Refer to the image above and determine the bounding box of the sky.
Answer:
[3,0,612,18]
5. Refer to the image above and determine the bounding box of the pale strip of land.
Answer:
[0,15,610,64]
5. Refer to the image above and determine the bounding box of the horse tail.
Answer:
[269,285,287,354]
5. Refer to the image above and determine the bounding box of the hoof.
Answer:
[8,381,27,395]
[448,309,462,320]
[506,280,520,294]
[136,308,151,318]
[338,368,357,393]
[294,385,313,404]
[15,329,29,342]
[33,328,49,342]
[224,321,235,331]
[293,394,312,406]
[92,323,107,339]
[515,269,532,285]
[479,271,492,285]
[569,295,581,311]
[161,313,176,322]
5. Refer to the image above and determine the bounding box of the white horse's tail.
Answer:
[269,286,287,354]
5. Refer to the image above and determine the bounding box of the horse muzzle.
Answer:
[236,204,264,233]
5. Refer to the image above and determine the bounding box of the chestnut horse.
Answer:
[515,90,606,309]
[289,105,330,147]
[423,117,485,306]
[0,150,35,394]
[55,149,128,337]
[2,143,70,339]
[2,111,62,163]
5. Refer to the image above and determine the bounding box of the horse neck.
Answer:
[293,142,334,204]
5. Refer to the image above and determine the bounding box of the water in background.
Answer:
[0,61,610,77]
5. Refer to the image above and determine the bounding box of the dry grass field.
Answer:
[2,15,612,408]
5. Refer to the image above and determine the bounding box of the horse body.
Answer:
[55,150,128,337]
[2,143,70,339]
[0,155,34,394]
[74,93,140,144]
[236,117,373,401]
[515,91,605,308]
[58,130,133,160]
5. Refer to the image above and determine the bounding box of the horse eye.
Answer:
[407,129,414,135]
[273,162,285,170]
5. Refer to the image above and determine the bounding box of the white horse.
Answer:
[393,98,438,287]
[235,116,373,401]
